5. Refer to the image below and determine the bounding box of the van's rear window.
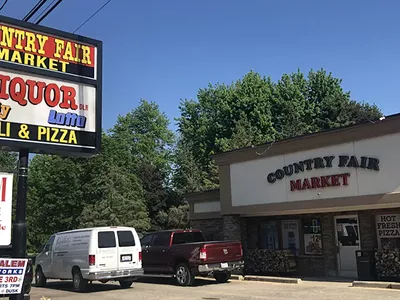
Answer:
[117,230,135,247]
[98,232,116,248]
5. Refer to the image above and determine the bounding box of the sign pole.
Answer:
[10,149,29,300]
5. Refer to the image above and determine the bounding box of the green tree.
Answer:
[175,69,382,192]
[110,99,175,176]
[109,100,176,230]
[26,155,84,251]
[77,156,150,232]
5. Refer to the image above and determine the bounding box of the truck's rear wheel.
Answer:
[175,263,195,286]
[35,266,47,287]
[72,268,88,292]
[214,271,231,283]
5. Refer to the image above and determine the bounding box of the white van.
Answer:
[35,226,143,292]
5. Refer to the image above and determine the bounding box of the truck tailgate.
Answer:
[203,241,242,264]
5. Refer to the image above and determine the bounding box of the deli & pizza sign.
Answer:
[266,155,380,192]
[0,15,102,156]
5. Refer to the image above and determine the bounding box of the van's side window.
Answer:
[117,230,135,247]
[98,231,116,248]
[44,235,55,252]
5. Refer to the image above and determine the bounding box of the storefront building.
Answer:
[187,114,400,279]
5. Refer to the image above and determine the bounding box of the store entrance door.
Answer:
[334,215,361,278]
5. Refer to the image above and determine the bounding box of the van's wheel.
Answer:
[214,271,231,283]
[175,263,195,286]
[35,266,47,287]
[72,268,88,292]
[119,280,134,288]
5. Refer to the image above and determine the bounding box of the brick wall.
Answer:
[359,210,377,250]
[190,218,223,241]
[223,215,242,241]
[321,213,337,277]
[296,256,325,277]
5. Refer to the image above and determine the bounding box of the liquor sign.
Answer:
[0,173,13,246]
[0,258,28,294]
[0,15,102,157]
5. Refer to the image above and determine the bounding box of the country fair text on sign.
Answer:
[0,24,96,79]
[0,15,102,156]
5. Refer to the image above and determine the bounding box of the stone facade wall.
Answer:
[295,256,325,277]
[223,215,242,241]
[359,210,377,250]
[190,218,223,241]
[321,213,337,277]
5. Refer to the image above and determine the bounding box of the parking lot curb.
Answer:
[244,275,301,284]
[352,281,400,289]
[231,274,244,281]
[206,274,244,281]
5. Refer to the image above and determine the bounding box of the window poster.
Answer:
[303,219,323,255]
[259,221,279,250]
[375,214,400,249]
[282,219,300,255]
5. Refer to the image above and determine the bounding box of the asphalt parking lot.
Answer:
[30,277,400,300]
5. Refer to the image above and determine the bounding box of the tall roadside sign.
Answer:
[0,15,102,155]
[0,15,102,300]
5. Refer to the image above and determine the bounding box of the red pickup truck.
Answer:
[140,229,243,286]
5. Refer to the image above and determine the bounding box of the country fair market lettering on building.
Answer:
[0,16,102,156]
[266,155,380,192]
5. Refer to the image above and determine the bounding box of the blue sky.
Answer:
[1,0,399,133]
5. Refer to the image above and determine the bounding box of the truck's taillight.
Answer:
[89,255,95,266]
[139,251,142,262]
[199,247,207,260]
[240,244,243,257]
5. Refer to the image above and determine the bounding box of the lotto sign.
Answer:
[0,15,102,157]
[0,173,12,246]
[0,258,28,295]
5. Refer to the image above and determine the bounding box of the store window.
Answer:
[303,218,322,255]
[281,219,300,255]
[259,221,279,250]
[375,214,400,249]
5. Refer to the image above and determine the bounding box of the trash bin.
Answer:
[355,250,377,280]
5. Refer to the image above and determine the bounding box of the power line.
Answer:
[73,0,111,33]
[32,0,56,23]
[34,0,63,25]
[22,0,47,22]
[0,0,8,11]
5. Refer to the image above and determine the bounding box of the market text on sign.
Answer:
[0,74,78,109]
[0,24,96,78]
[290,173,350,191]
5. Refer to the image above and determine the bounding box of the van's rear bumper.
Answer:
[197,260,244,273]
[85,268,144,280]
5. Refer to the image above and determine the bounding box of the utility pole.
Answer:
[9,150,29,300]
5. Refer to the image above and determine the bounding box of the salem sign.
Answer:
[0,15,102,156]
[266,155,379,192]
